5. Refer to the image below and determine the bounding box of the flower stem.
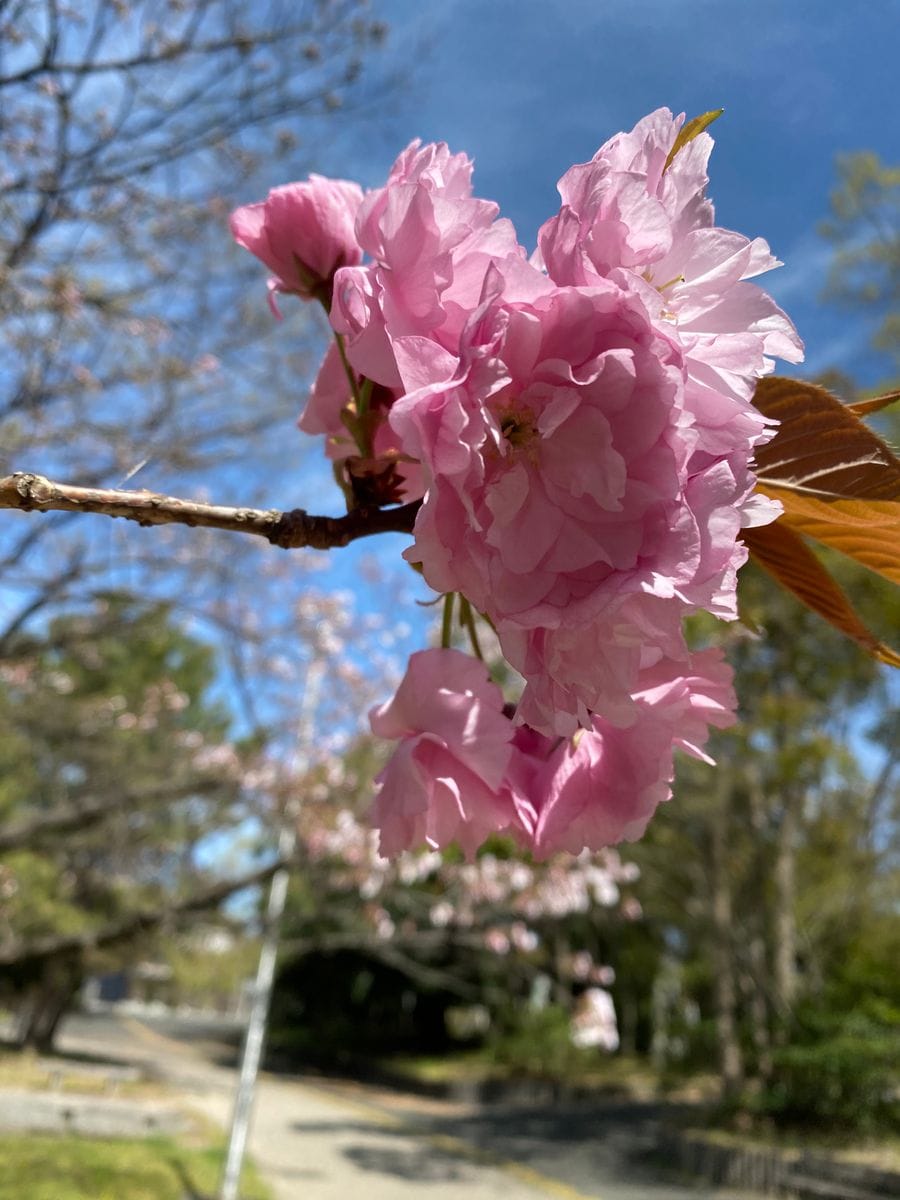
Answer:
[358,377,373,421]
[458,595,484,661]
[332,331,361,408]
[332,333,376,457]
[441,592,455,649]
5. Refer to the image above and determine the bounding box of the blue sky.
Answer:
[315,0,898,386]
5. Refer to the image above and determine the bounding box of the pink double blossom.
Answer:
[234,114,802,861]
[502,592,688,736]
[368,649,736,860]
[537,108,802,617]
[538,107,803,429]
[529,648,736,857]
[331,140,526,386]
[368,649,524,858]
[390,274,693,630]
[230,176,363,314]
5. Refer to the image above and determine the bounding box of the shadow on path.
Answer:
[289,1100,679,1195]
[424,1101,674,1191]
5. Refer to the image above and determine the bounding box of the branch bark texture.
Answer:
[0,473,420,550]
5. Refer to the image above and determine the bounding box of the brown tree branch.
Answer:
[0,859,286,967]
[281,928,481,999]
[0,473,420,550]
[0,779,233,854]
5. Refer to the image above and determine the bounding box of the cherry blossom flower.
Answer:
[368,648,524,857]
[501,593,689,736]
[230,176,363,314]
[331,140,525,386]
[370,647,734,860]
[538,108,803,428]
[537,106,803,590]
[390,273,695,630]
[234,114,803,863]
[530,648,736,857]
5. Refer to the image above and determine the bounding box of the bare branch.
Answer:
[0,472,420,550]
[3,28,322,88]
[0,552,85,651]
[0,778,233,854]
[0,859,285,966]
[281,928,481,999]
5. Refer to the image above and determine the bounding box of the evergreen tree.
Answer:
[0,595,254,1049]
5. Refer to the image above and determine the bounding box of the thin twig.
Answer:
[0,472,420,550]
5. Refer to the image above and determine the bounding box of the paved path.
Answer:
[57,1012,763,1200]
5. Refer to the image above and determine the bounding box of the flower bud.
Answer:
[230,175,364,313]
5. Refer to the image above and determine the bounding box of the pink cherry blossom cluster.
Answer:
[232,108,802,861]
[368,645,736,858]
[298,802,639,929]
[296,799,630,1011]
[570,987,620,1051]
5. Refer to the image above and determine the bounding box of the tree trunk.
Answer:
[711,789,744,1097]
[747,933,773,1081]
[773,793,800,1035]
[618,992,637,1056]
[746,765,774,1081]
[15,959,82,1053]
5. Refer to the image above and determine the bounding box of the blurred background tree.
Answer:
[820,152,900,380]
[0,594,260,1050]
[626,562,899,1128]
[269,752,630,1077]
[0,0,404,1053]
[0,0,393,686]
[605,147,900,1129]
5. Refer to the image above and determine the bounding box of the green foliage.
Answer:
[487,1004,590,1080]
[759,1010,900,1133]
[625,557,899,1121]
[820,151,900,370]
[0,1134,271,1200]
[0,851,93,943]
[1,596,236,924]
[164,935,260,1012]
[0,594,250,1042]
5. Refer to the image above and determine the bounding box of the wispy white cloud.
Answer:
[765,232,833,306]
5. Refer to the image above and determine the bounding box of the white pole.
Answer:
[219,658,325,1200]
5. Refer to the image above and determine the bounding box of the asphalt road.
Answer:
[57,1011,765,1200]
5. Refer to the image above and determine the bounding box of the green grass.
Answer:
[0,1049,162,1098]
[0,1133,272,1200]
[376,1049,660,1096]
[380,1050,494,1084]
